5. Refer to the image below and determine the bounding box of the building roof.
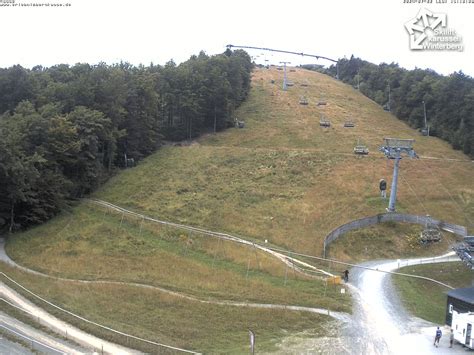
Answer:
[447,287,474,304]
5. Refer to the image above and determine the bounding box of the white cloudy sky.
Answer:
[1,0,473,75]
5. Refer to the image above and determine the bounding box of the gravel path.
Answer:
[1,311,86,354]
[346,252,468,355]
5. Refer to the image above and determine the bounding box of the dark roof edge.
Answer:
[447,286,474,304]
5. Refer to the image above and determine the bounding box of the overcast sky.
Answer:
[1,0,473,76]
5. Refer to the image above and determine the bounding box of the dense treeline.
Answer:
[314,56,473,156]
[0,49,252,232]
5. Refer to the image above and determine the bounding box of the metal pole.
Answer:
[423,100,429,136]
[213,104,217,134]
[388,152,401,212]
[281,62,288,90]
[388,84,391,112]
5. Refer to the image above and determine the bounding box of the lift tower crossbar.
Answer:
[379,138,418,212]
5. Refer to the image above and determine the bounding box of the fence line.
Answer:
[323,213,468,257]
[1,272,200,354]
[0,323,64,354]
[89,199,333,277]
[265,246,455,289]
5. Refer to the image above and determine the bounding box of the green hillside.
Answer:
[4,67,474,353]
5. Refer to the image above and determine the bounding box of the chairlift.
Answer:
[286,81,294,87]
[234,117,245,128]
[299,96,309,105]
[319,115,331,127]
[317,94,327,106]
[344,120,355,128]
[353,139,369,155]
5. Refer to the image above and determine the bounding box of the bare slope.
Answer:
[95,67,473,255]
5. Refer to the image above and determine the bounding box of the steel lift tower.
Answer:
[279,61,291,90]
[380,138,418,212]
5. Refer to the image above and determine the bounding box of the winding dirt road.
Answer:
[346,252,466,355]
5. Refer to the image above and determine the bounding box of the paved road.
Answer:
[345,252,469,355]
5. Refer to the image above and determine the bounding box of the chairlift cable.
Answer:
[418,158,473,227]
[399,174,429,215]
[226,44,338,63]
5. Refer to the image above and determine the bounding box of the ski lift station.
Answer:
[446,286,474,349]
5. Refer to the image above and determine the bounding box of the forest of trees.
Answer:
[0,49,252,232]
[320,56,473,157]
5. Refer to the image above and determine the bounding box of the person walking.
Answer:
[343,269,349,283]
[434,327,442,347]
[379,179,387,198]
[450,329,454,348]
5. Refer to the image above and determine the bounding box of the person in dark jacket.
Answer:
[434,327,442,347]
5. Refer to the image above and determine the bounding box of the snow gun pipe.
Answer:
[226,44,338,63]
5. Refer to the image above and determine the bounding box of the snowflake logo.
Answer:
[405,8,447,50]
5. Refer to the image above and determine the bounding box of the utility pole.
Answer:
[279,61,291,90]
[387,84,391,112]
[379,138,418,212]
[422,100,429,136]
[213,103,217,134]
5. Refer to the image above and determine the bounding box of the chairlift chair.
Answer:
[234,117,245,128]
[344,120,355,128]
[299,96,309,105]
[317,94,327,106]
[319,115,331,127]
[353,139,369,155]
